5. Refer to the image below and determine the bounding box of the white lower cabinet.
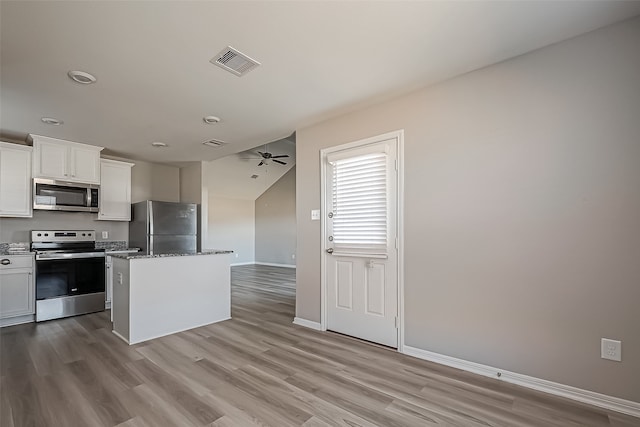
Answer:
[0,254,35,326]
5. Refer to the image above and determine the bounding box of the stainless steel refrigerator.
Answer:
[129,201,198,255]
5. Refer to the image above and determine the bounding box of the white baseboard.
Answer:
[403,345,640,418]
[255,262,296,269]
[293,317,323,331]
[112,329,130,345]
[231,261,255,266]
[0,314,35,328]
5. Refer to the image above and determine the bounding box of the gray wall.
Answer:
[255,167,296,265]
[131,160,180,203]
[206,196,255,264]
[179,162,202,204]
[295,17,640,402]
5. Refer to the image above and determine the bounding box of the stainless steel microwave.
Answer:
[33,178,99,212]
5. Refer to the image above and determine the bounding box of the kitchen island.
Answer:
[110,250,233,345]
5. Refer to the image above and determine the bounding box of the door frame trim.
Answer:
[319,129,405,352]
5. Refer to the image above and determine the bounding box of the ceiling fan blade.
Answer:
[271,155,289,159]
[258,161,265,166]
[257,151,266,157]
[273,159,287,165]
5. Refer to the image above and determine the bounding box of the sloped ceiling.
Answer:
[203,137,295,200]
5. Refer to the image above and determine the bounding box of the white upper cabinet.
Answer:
[30,134,103,184]
[0,141,33,217]
[98,159,134,221]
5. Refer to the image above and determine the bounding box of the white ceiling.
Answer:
[2,1,639,164]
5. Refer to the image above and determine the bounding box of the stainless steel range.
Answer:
[31,230,105,322]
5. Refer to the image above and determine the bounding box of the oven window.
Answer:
[36,184,87,207]
[36,257,105,299]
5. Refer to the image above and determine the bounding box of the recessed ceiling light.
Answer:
[68,70,97,84]
[41,117,63,125]
[202,139,228,148]
[203,116,221,124]
[151,142,168,148]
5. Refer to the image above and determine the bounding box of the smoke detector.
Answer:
[210,46,260,77]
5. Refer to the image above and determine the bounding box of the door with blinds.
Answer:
[324,135,399,348]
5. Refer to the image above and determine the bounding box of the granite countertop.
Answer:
[0,242,32,256]
[111,250,233,260]
[105,248,140,254]
[0,250,34,256]
[96,241,140,254]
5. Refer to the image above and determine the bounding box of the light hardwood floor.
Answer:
[1,265,637,426]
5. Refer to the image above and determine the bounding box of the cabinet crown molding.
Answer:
[27,134,104,151]
[0,140,33,151]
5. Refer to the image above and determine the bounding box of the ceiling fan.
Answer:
[242,145,289,166]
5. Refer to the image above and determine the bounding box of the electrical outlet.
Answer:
[311,209,320,221]
[601,338,622,362]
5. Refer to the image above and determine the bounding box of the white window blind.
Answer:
[331,152,388,256]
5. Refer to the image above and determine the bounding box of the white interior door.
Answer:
[324,135,399,348]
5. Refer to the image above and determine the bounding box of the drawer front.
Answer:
[0,255,34,270]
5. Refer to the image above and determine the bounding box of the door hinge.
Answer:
[394,316,399,329]
[395,159,398,171]
[395,237,398,249]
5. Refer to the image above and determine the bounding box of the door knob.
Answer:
[326,248,334,254]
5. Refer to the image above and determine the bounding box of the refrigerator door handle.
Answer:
[148,200,154,235]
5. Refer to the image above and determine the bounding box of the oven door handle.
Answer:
[36,252,106,260]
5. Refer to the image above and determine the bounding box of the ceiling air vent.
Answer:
[202,139,228,148]
[210,46,260,77]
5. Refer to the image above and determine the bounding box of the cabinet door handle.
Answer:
[0,259,10,265]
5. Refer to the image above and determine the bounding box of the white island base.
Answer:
[111,252,231,345]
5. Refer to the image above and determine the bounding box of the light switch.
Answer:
[102,231,109,239]
[311,209,320,221]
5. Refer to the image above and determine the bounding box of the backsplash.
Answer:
[0,211,129,243]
